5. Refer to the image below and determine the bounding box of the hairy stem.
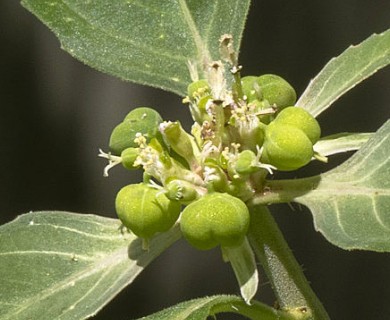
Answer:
[248,205,330,320]
[249,175,321,206]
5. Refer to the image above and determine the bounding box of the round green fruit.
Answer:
[261,122,314,171]
[180,193,250,250]
[274,106,321,144]
[257,74,296,109]
[115,183,181,239]
[109,107,162,155]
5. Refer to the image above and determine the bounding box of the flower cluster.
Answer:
[100,38,323,251]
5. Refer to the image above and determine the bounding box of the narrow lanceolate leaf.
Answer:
[138,295,294,320]
[21,0,251,96]
[222,238,259,304]
[313,132,373,157]
[297,29,390,117]
[0,211,181,320]
[252,120,390,252]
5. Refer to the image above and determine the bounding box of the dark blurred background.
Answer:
[1,1,390,319]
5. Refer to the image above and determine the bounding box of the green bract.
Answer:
[261,122,314,171]
[273,106,321,144]
[257,74,296,109]
[109,107,163,155]
[115,183,181,239]
[180,193,250,250]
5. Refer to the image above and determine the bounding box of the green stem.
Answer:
[247,205,330,320]
[249,175,321,206]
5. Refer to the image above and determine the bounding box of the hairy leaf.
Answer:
[297,29,390,117]
[252,120,390,251]
[0,211,180,320]
[21,0,251,96]
[138,295,294,320]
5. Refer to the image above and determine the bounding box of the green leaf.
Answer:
[313,132,373,157]
[21,0,251,96]
[299,120,390,251]
[297,29,390,117]
[251,120,390,252]
[222,238,259,304]
[137,295,295,320]
[0,211,181,320]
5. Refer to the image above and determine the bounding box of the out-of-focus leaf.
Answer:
[21,0,251,96]
[0,211,180,320]
[138,295,294,320]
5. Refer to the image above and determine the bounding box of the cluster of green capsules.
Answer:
[101,73,322,250]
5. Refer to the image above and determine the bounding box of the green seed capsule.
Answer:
[261,122,313,171]
[109,107,163,155]
[273,106,321,144]
[180,193,250,250]
[115,183,181,239]
[257,74,296,109]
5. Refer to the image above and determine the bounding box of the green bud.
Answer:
[148,138,173,169]
[187,95,213,125]
[115,183,181,240]
[274,106,321,144]
[261,122,314,171]
[227,179,255,202]
[160,121,199,169]
[109,107,163,155]
[187,79,210,101]
[235,150,259,175]
[204,160,229,193]
[249,99,274,124]
[241,76,262,102]
[229,114,265,151]
[180,193,250,250]
[165,179,199,203]
[257,74,296,110]
[120,147,140,170]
